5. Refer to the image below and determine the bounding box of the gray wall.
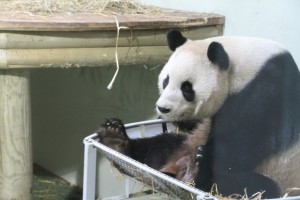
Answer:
[31,66,161,188]
[140,0,300,68]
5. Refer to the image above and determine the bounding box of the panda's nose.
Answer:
[157,106,171,114]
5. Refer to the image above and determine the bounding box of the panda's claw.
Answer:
[97,118,129,154]
[196,145,205,161]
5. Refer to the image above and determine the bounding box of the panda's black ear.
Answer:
[167,30,187,51]
[207,42,230,70]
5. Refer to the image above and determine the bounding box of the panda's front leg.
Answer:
[97,118,188,170]
[97,118,129,154]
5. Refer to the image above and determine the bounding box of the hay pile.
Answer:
[0,0,161,15]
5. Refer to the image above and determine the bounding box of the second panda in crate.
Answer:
[98,30,300,198]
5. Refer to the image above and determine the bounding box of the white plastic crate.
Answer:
[83,119,300,200]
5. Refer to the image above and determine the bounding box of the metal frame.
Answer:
[83,133,98,200]
[82,119,218,200]
[82,119,299,200]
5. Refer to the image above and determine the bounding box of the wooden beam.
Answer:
[0,69,32,200]
[0,25,224,69]
[0,11,224,69]
[1,46,171,69]
[0,26,221,49]
[0,11,225,31]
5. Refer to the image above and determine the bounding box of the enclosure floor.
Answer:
[33,164,82,200]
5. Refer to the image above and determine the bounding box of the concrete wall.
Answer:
[31,66,161,197]
[140,0,300,67]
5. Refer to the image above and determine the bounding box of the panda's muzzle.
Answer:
[157,106,171,114]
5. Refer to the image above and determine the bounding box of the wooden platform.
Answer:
[0,11,224,69]
[0,11,224,31]
[0,9,224,200]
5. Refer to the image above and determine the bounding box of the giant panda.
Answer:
[98,30,300,199]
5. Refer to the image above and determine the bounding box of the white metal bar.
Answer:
[124,119,163,128]
[138,125,146,138]
[268,197,300,200]
[101,195,128,200]
[125,177,130,198]
[83,136,98,200]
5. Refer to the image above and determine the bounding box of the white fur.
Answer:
[256,142,300,195]
[157,36,287,120]
[204,36,287,93]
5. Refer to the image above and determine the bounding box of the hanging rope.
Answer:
[107,15,128,90]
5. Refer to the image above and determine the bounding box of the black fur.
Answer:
[173,119,203,133]
[167,30,187,51]
[207,42,230,70]
[163,75,169,89]
[128,133,187,169]
[181,81,195,102]
[98,119,187,170]
[157,106,171,114]
[196,52,300,198]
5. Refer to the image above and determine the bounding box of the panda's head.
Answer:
[156,30,230,121]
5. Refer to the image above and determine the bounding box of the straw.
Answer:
[0,0,162,15]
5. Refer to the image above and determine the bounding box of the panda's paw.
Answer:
[97,118,129,154]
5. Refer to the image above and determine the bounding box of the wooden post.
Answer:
[0,69,32,200]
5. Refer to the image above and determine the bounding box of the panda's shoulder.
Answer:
[203,36,287,57]
[201,36,292,93]
[203,36,286,48]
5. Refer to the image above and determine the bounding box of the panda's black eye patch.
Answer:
[163,75,169,89]
[181,81,195,102]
